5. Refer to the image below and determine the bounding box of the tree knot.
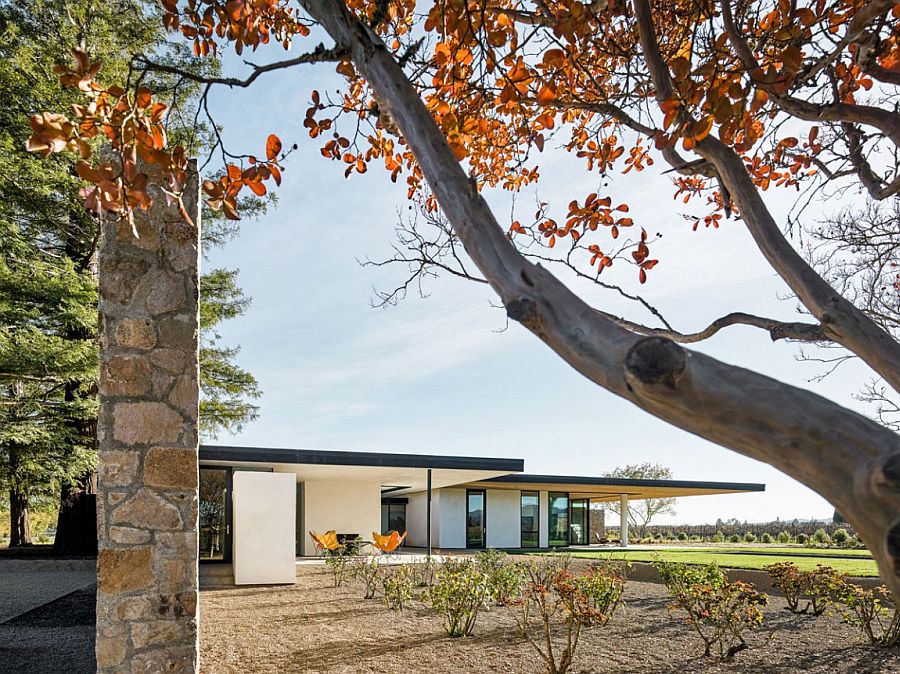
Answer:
[624,337,686,389]
[879,453,900,489]
[506,298,540,329]
[887,521,900,577]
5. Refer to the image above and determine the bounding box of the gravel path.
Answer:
[0,559,95,622]
[0,584,95,674]
[200,564,900,674]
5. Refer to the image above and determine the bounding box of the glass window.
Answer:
[521,491,540,548]
[570,498,588,545]
[382,502,407,534]
[549,492,569,547]
[388,504,406,533]
[466,490,486,548]
[199,468,228,560]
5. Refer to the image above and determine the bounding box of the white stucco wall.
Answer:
[438,488,466,549]
[300,480,382,556]
[539,490,549,548]
[486,489,520,548]
[406,490,438,548]
[233,471,296,585]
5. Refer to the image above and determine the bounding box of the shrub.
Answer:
[424,558,490,637]
[832,528,850,546]
[656,560,767,660]
[711,531,725,543]
[813,528,830,545]
[351,555,381,599]
[836,583,900,646]
[416,556,437,587]
[475,549,525,606]
[766,562,845,615]
[728,534,741,543]
[760,533,773,544]
[796,533,809,544]
[325,550,352,587]
[743,532,757,543]
[766,562,805,613]
[777,531,792,544]
[677,532,688,541]
[512,557,626,674]
[382,564,417,611]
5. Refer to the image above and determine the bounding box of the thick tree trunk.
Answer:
[299,0,900,597]
[53,471,97,556]
[9,488,31,547]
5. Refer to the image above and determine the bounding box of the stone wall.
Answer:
[96,162,201,673]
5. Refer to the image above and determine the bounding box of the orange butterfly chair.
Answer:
[372,530,407,555]
[309,530,344,555]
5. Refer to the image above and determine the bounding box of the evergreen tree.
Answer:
[0,0,261,549]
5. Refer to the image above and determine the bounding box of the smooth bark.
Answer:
[298,0,900,594]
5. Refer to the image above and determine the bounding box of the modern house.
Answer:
[198,444,764,584]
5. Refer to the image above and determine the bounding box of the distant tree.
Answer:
[0,0,261,549]
[605,463,677,538]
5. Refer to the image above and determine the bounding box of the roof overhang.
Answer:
[464,473,765,501]
[199,445,524,493]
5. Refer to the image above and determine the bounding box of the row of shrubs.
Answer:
[766,562,900,645]
[326,550,625,674]
[651,558,899,662]
[324,550,897,672]
[634,527,865,548]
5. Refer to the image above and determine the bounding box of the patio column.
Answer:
[96,159,201,673]
[619,495,629,547]
[426,469,432,557]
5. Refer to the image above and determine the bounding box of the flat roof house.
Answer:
[199,444,764,584]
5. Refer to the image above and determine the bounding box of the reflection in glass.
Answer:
[570,498,588,545]
[549,492,569,547]
[521,491,540,548]
[199,468,227,560]
[466,490,485,548]
[381,503,407,533]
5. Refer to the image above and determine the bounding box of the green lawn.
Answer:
[532,548,880,577]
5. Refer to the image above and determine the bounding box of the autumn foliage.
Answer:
[27,0,900,283]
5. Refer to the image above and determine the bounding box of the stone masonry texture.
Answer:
[96,160,201,673]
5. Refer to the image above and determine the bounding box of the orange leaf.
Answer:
[536,83,556,105]
[266,134,282,161]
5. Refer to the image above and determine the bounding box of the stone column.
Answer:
[96,161,201,673]
[619,495,629,548]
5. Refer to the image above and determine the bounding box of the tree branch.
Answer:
[599,310,827,344]
[133,44,346,89]
[300,0,900,595]
[842,121,900,200]
[634,0,900,392]
[719,0,900,146]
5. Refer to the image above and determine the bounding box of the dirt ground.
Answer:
[200,563,900,674]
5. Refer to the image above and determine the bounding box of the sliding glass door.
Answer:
[199,467,231,561]
[569,498,589,545]
[548,492,569,547]
[466,490,486,548]
[520,491,540,548]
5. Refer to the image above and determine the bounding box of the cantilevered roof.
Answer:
[465,473,765,501]
[199,445,523,493]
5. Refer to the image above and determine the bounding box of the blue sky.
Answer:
[200,43,877,525]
